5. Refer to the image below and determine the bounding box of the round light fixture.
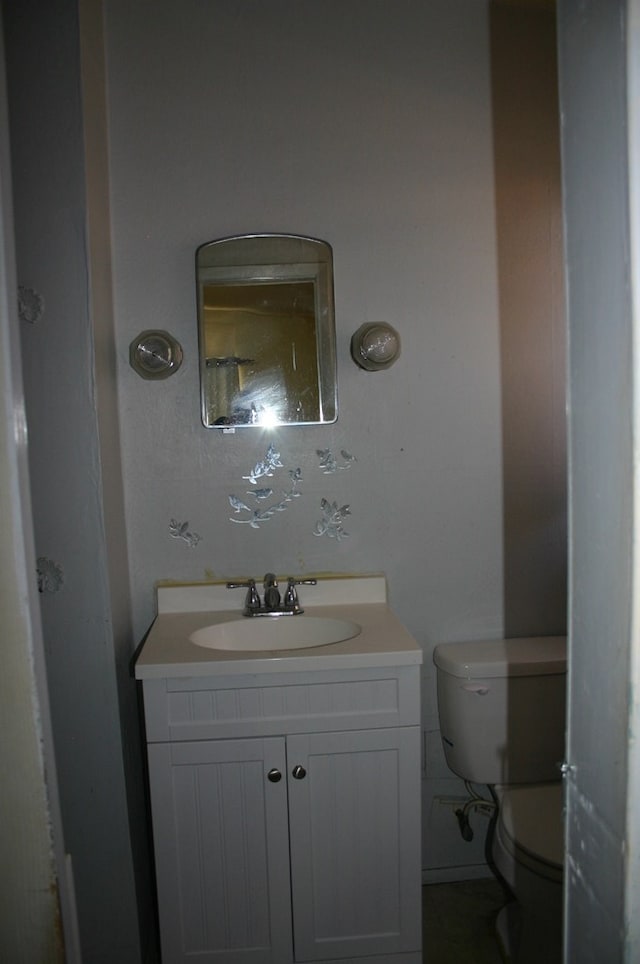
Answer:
[129,330,183,380]
[350,322,401,371]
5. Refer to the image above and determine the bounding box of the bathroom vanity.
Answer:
[135,575,422,964]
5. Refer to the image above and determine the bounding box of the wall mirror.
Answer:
[196,234,338,428]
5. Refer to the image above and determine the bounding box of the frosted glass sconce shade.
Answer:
[350,323,401,371]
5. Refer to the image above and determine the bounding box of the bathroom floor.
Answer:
[422,878,506,963]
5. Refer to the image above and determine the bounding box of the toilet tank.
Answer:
[433,636,567,785]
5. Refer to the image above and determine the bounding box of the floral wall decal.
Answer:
[287,467,303,493]
[169,519,201,548]
[316,448,357,473]
[340,449,357,468]
[18,285,45,324]
[227,444,357,534]
[229,506,278,529]
[317,449,338,473]
[36,556,64,593]
[242,443,283,484]
[229,445,303,529]
[313,499,351,541]
[229,496,251,514]
[248,487,273,501]
[311,449,357,541]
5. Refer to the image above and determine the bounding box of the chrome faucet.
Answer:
[263,573,281,611]
[226,574,317,616]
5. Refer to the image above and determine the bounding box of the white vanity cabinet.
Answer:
[141,665,422,964]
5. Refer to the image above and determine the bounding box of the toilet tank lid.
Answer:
[433,636,567,679]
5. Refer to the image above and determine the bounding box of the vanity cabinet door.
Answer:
[286,727,422,961]
[147,737,293,964]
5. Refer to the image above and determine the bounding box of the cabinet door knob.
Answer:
[292,765,307,780]
[267,768,282,783]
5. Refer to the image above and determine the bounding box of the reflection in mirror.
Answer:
[196,235,338,428]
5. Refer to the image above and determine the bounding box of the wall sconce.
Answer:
[350,323,401,371]
[129,330,183,380]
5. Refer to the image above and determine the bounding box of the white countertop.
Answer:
[135,575,423,678]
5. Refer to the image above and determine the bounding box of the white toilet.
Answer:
[433,636,567,963]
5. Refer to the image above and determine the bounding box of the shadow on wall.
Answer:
[490,0,567,638]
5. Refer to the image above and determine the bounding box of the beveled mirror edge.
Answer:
[196,232,330,267]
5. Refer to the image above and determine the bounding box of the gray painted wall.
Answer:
[3,0,568,958]
[4,0,151,960]
[0,18,66,962]
[104,0,566,880]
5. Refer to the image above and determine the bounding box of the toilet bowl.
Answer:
[433,636,567,964]
[494,783,563,883]
[492,783,563,962]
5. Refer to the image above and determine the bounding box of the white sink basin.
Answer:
[189,616,361,652]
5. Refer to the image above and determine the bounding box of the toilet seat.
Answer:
[496,783,564,882]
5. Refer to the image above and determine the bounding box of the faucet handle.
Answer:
[284,576,317,613]
[283,578,299,611]
[287,577,318,590]
[245,580,261,612]
[226,578,261,614]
